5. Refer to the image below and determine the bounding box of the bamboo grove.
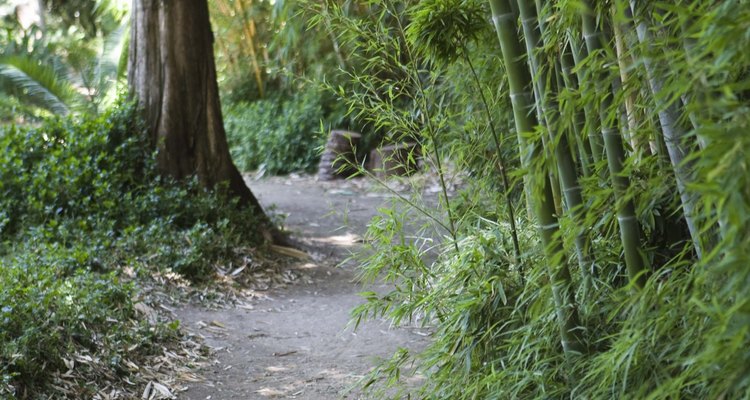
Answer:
[315,0,750,397]
[488,0,749,396]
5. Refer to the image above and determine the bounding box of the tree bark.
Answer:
[128,0,279,240]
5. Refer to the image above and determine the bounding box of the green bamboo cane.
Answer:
[489,0,584,355]
[580,0,647,287]
[603,17,638,163]
[555,60,593,179]
[516,0,591,284]
[678,17,704,141]
[521,2,563,218]
[612,9,646,157]
[567,30,605,165]
[628,0,713,258]
[547,141,565,216]
[559,43,594,178]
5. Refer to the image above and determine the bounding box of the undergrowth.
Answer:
[0,102,264,398]
[224,87,347,175]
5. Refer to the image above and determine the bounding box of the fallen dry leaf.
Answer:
[209,320,226,329]
[256,387,286,397]
[151,382,173,398]
[134,302,158,323]
[142,381,174,399]
[269,245,309,260]
[272,350,297,357]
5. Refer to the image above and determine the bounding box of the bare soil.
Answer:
[176,175,433,399]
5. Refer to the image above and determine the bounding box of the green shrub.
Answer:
[0,101,265,396]
[0,102,263,277]
[0,96,50,124]
[0,103,149,236]
[224,88,344,175]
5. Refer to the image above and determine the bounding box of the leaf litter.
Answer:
[30,238,316,399]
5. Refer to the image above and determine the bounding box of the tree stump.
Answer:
[368,142,420,178]
[317,130,362,180]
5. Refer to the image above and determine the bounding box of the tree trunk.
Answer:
[128,0,278,239]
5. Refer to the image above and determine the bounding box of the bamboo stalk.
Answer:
[629,0,714,258]
[546,138,565,217]
[489,0,584,355]
[236,0,265,98]
[678,19,704,141]
[612,6,649,157]
[516,0,592,283]
[580,0,648,287]
[567,30,605,166]
[555,62,585,174]
[559,44,594,178]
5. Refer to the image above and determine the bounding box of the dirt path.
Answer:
[177,175,431,399]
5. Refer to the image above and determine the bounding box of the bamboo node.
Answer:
[603,128,620,137]
[509,92,534,100]
[492,13,515,24]
[584,32,603,40]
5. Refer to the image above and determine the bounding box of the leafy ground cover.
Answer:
[0,103,271,398]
